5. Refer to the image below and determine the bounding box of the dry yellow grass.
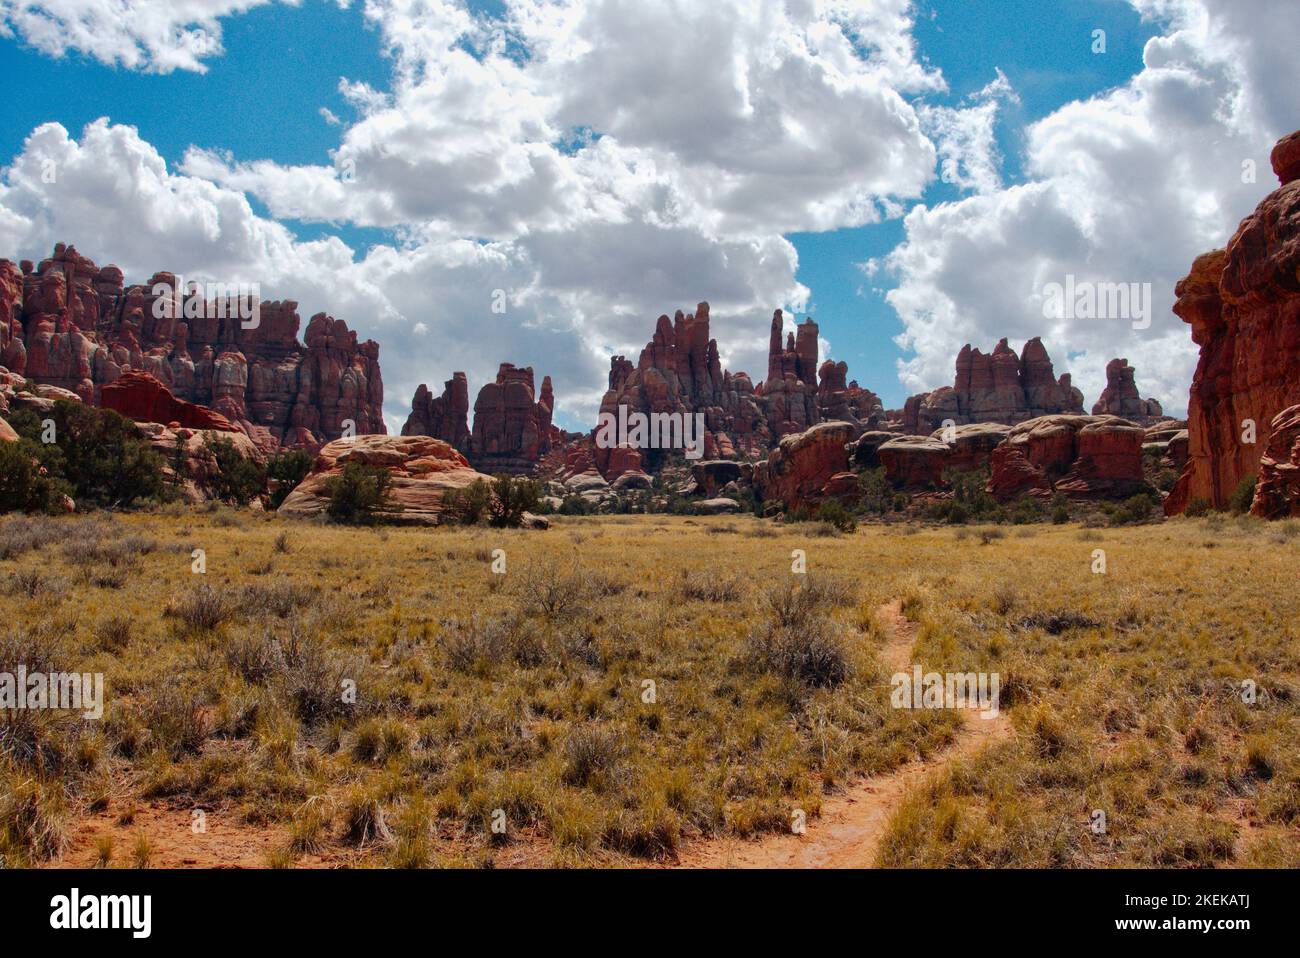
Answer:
[1,507,1297,867]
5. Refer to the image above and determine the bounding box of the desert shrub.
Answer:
[854,468,892,515]
[1229,474,1257,515]
[745,618,850,688]
[324,462,395,524]
[276,626,354,724]
[0,440,65,515]
[1006,495,1046,525]
[489,475,541,527]
[0,515,65,560]
[1184,496,1213,517]
[561,725,624,788]
[0,776,68,864]
[140,682,210,759]
[442,478,492,525]
[815,498,857,533]
[10,401,163,507]
[1108,492,1157,526]
[558,494,598,516]
[515,561,609,620]
[266,449,314,509]
[203,435,266,506]
[679,570,745,602]
[759,577,855,629]
[166,584,237,632]
[1049,492,1071,524]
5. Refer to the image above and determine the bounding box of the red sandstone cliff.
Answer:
[1165,131,1300,514]
[0,243,385,454]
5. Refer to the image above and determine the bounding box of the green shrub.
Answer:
[0,440,65,514]
[9,401,163,507]
[443,478,492,524]
[1184,496,1212,517]
[814,498,857,533]
[266,449,314,509]
[324,462,395,524]
[203,435,266,506]
[1228,475,1257,515]
[488,475,540,528]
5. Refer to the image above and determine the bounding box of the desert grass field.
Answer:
[1,508,1298,868]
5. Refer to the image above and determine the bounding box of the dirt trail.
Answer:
[678,600,1012,869]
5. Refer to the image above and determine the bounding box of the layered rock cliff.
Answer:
[1165,131,1300,514]
[0,243,385,454]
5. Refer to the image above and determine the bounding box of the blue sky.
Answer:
[0,0,1291,431]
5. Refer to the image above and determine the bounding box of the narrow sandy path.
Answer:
[678,601,1012,868]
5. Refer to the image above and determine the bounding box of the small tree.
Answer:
[0,440,65,514]
[324,462,395,524]
[443,478,492,524]
[9,400,163,507]
[488,474,541,528]
[1228,475,1257,515]
[203,434,267,506]
[267,449,314,509]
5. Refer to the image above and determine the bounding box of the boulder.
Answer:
[878,436,950,489]
[565,470,610,494]
[278,435,491,525]
[610,471,653,491]
[753,421,856,509]
[931,422,1011,472]
[989,415,1147,501]
[0,414,17,442]
[696,497,741,514]
[1250,405,1300,518]
[848,430,896,469]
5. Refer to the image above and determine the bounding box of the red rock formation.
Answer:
[934,422,1012,473]
[402,373,470,449]
[878,436,950,489]
[602,303,773,462]
[278,434,491,525]
[817,359,884,427]
[1165,131,1300,515]
[0,415,17,442]
[101,371,240,433]
[0,243,385,454]
[469,363,556,473]
[1092,358,1163,421]
[1250,405,1300,518]
[135,421,265,503]
[752,421,856,509]
[904,337,1084,434]
[988,415,1146,501]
